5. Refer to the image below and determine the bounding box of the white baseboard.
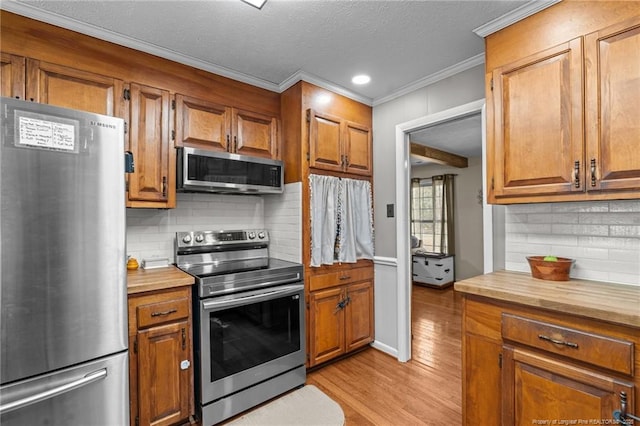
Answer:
[370,340,399,359]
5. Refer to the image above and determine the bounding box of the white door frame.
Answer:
[394,99,488,362]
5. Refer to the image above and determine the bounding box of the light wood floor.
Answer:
[307,284,462,425]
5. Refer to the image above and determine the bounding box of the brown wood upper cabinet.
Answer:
[126,83,175,208]
[308,109,372,176]
[175,94,280,160]
[25,58,124,117]
[488,14,640,203]
[0,56,123,117]
[1,53,25,99]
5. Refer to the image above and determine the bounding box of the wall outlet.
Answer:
[386,204,394,218]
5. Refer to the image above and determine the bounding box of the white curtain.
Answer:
[309,174,374,267]
[309,174,339,267]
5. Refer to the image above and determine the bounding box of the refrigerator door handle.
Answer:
[0,369,107,414]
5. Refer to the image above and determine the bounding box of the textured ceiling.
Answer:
[9,0,529,104]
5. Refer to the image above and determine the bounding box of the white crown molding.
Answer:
[1,0,281,93]
[280,70,373,106]
[472,0,561,37]
[372,53,485,107]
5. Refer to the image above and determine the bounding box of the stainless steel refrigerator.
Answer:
[0,97,129,425]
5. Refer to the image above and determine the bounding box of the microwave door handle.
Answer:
[202,285,303,311]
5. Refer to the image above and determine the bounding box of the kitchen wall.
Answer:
[411,157,484,281]
[126,183,302,264]
[373,64,486,259]
[371,63,485,356]
[505,199,640,286]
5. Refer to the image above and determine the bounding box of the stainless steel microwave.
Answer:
[176,147,284,194]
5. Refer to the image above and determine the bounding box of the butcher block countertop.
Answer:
[127,266,194,294]
[454,270,640,328]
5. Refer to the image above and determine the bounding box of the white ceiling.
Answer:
[4,0,548,105]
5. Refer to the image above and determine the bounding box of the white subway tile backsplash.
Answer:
[577,236,640,249]
[505,223,551,234]
[126,192,266,262]
[505,200,640,286]
[505,213,528,223]
[126,185,304,265]
[528,213,579,224]
[609,200,640,212]
[506,204,552,214]
[527,234,578,246]
[551,224,609,236]
[550,201,609,213]
[610,225,640,237]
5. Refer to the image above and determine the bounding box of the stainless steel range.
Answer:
[175,229,305,426]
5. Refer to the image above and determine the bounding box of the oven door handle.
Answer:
[202,284,303,311]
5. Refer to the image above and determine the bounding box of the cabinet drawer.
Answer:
[137,297,190,329]
[309,267,374,292]
[501,313,633,375]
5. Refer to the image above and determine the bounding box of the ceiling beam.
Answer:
[410,142,468,168]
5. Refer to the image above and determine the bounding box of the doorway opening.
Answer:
[394,99,489,362]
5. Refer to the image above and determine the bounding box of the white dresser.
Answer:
[412,252,454,288]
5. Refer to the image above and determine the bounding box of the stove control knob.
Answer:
[195,234,204,243]
[182,235,192,244]
[248,232,256,240]
[258,231,266,239]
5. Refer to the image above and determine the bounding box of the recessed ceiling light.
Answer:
[241,0,267,9]
[352,74,371,85]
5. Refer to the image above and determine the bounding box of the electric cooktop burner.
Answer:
[174,229,303,297]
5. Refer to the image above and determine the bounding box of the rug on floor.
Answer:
[226,384,345,426]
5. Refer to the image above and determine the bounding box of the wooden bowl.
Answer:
[526,256,575,281]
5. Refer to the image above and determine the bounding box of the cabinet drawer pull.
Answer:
[590,158,597,187]
[444,269,450,273]
[339,275,351,280]
[538,334,579,349]
[435,263,443,267]
[573,160,580,188]
[614,391,640,423]
[151,308,177,317]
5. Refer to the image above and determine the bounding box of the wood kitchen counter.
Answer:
[454,270,640,328]
[127,266,194,294]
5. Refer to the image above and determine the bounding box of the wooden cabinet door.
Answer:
[1,53,25,99]
[345,280,373,352]
[174,94,231,151]
[233,108,279,159]
[127,83,173,207]
[463,335,502,426]
[138,320,191,426]
[308,287,345,366]
[585,16,640,192]
[491,38,584,198]
[502,346,634,425]
[308,109,343,173]
[344,121,372,176]
[25,59,123,117]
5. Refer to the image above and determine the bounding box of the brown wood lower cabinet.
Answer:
[461,296,639,425]
[128,286,194,426]
[307,268,374,368]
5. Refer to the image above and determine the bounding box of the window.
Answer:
[411,177,447,253]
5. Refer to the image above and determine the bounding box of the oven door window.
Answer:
[208,294,301,381]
